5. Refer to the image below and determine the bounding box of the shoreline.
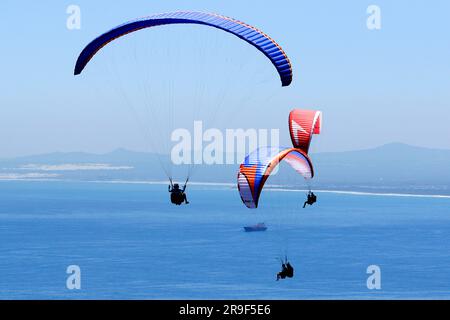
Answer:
[1,178,449,199]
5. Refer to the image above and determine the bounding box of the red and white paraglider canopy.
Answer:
[288,109,322,154]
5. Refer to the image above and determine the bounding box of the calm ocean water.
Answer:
[0,180,449,299]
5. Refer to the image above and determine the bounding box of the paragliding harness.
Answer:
[169,178,189,205]
[303,191,317,208]
[277,256,294,281]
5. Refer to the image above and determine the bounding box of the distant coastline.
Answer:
[1,178,449,199]
[1,143,450,198]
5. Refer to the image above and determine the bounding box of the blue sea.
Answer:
[0,180,450,299]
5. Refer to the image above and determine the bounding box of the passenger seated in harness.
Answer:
[168,183,189,205]
[303,191,317,208]
[277,258,294,281]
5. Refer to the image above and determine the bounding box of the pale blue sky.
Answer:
[1,1,449,157]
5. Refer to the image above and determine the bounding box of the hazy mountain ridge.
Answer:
[1,143,449,193]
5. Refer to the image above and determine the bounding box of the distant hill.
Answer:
[313,143,450,186]
[1,143,449,193]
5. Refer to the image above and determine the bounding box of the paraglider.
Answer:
[289,109,321,208]
[74,11,294,202]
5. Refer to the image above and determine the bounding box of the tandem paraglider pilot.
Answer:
[277,259,294,281]
[169,183,189,205]
[303,191,317,208]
